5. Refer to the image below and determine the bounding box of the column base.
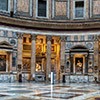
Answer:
[28,74,35,81]
[31,74,36,81]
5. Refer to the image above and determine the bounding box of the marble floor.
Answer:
[0,82,99,100]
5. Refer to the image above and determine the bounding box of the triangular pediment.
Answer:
[0,41,12,46]
[0,41,13,49]
[70,45,89,52]
[71,45,88,50]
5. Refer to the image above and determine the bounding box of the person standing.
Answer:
[17,64,22,82]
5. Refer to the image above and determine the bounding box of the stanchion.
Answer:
[17,64,22,83]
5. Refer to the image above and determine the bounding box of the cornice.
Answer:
[0,15,100,30]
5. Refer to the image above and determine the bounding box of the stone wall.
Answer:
[0,0,99,20]
[0,30,17,70]
[17,0,29,13]
[65,35,94,74]
[55,2,67,16]
[0,30,17,47]
[15,0,32,16]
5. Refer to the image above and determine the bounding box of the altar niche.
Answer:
[75,57,83,74]
[70,45,89,74]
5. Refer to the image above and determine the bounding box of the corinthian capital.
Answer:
[17,33,23,39]
[60,36,66,42]
[98,35,100,41]
[31,34,37,40]
[94,35,99,41]
[47,35,52,41]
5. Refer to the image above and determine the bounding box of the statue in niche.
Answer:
[75,58,83,73]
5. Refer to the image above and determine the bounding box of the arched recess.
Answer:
[69,45,89,74]
[0,41,13,72]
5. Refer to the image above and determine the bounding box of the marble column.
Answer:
[17,33,23,66]
[10,53,12,72]
[60,36,66,82]
[85,55,88,74]
[46,36,52,82]
[60,36,66,72]
[94,35,99,80]
[56,42,60,83]
[8,52,10,72]
[31,35,36,80]
[70,54,74,73]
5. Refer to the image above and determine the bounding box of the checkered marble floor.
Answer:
[0,82,99,100]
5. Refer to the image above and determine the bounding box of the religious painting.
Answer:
[75,57,83,74]
[0,55,6,71]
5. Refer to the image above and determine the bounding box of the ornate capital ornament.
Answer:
[94,35,99,41]
[46,35,52,41]
[17,33,23,39]
[98,35,100,41]
[60,36,66,42]
[31,34,37,40]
